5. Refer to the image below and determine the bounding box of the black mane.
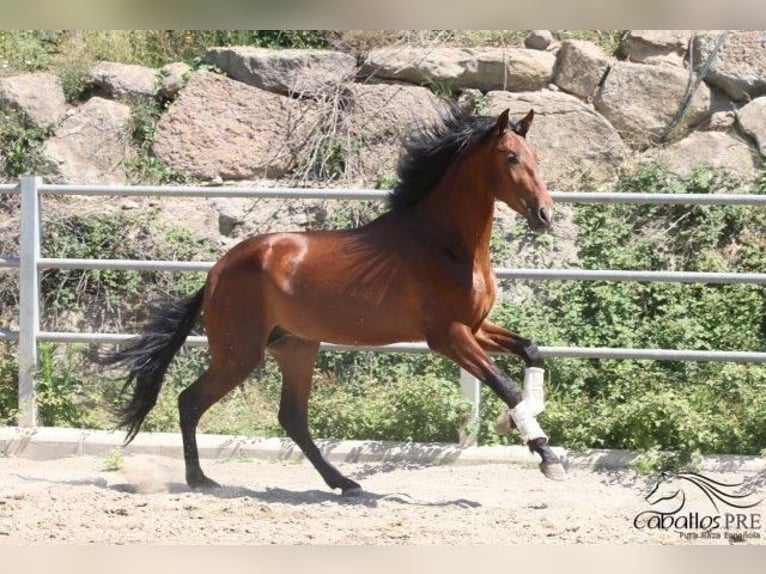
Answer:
[387,103,497,212]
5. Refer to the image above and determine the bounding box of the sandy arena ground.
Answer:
[1,453,764,545]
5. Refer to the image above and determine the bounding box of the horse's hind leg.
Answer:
[178,350,263,489]
[269,336,363,496]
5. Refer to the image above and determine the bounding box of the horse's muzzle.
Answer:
[528,205,554,232]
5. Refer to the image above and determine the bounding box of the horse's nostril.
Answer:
[538,206,553,226]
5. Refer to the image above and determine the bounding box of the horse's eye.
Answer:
[506,152,519,166]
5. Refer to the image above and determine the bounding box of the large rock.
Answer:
[553,40,611,99]
[158,62,192,99]
[594,61,711,147]
[361,47,556,92]
[90,61,160,98]
[737,96,766,157]
[213,198,245,236]
[484,90,627,186]
[203,47,357,97]
[152,72,323,180]
[693,31,766,101]
[340,83,443,184]
[525,30,554,51]
[650,130,761,179]
[0,73,67,129]
[41,97,131,184]
[619,30,692,66]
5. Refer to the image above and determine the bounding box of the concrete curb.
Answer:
[1,426,764,474]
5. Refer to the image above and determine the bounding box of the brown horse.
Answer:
[97,104,564,495]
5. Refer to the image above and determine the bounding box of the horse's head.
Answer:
[489,109,553,233]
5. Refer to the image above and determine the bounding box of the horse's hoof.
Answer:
[341,485,364,497]
[540,461,567,481]
[188,476,221,491]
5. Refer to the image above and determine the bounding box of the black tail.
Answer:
[94,287,205,443]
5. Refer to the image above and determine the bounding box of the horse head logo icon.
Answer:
[634,470,764,532]
[644,471,762,513]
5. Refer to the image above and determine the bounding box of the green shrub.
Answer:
[481,163,766,463]
[57,59,94,103]
[308,373,472,443]
[0,30,59,71]
[0,110,51,177]
[0,344,18,424]
[124,95,192,184]
[3,159,764,466]
[41,209,213,329]
[35,343,101,427]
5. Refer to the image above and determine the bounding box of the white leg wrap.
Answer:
[494,368,547,438]
[522,367,545,416]
[509,401,548,442]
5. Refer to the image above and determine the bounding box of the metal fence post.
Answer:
[459,368,481,446]
[18,175,42,426]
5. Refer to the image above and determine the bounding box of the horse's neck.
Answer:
[416,161,496,262]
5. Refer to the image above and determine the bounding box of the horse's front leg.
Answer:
[427,323,565,481]
[476,318,546,420]
[475,319,543,367]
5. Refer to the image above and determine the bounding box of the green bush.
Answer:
[0,342,104,428]
[0,344,18,424]
[483,163,766,461]
[0,30,59,71]
[0,210,217,427]
[41,209,213,330]
[0,110,51,177]
[35,343,100,427]
[125,96,191,184]
[3,161,765,467]
[308,373,472,443]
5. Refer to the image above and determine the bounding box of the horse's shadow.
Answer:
[226,486,480,509]
[597,470,655,490]
[346,460,433,481]
[11,473,481,509]
[116,482,481,509]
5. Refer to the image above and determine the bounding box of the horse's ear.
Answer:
[514,109,534,138]
[495,109,510,137]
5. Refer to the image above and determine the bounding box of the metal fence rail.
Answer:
[29,332,766,364]
[2,176,766,433]
[35,183,766,205]
[22,259,766,285]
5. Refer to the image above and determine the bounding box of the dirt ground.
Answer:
[1,453,764,545]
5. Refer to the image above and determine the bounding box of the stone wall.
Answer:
[1,30,764,191]
[0,30,766,189]
[2,30,765,304]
